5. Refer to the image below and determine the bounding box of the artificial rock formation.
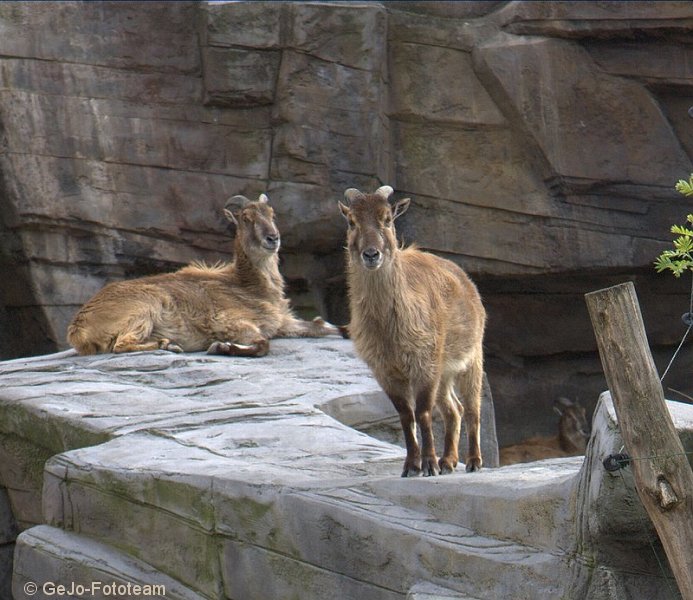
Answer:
[1,342,691,599]
[0,1,692,446]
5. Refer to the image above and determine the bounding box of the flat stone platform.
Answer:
[1,339,689,599]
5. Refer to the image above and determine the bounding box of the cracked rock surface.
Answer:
[2,339,690,598]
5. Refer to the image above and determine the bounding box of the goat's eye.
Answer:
[384,217,392,227]
[348,218,356,229]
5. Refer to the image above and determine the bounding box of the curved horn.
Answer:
[344,188,362,203]
[225,195,250,211]
[374,185,394,200]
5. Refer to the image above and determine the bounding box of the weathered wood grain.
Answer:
[586,281,693,599]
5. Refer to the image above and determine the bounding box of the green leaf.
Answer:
[675,175,693,197]
[654,256,671,272]
[673,236,693,254]
[671,224,693,237]
[654,252,693,276]
[653,176,693,277]
[672,260,693,277]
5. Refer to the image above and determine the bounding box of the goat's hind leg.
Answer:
[436,380,462,474]
[457,356,483,472]
[112,316,183,354]
[113,335,183,353]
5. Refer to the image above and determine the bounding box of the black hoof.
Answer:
[465,459,482,473]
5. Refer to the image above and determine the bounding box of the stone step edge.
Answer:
[359,457,584,550]
[13,525,207,600]
[298,486,564,563]
[408,581,484,600]
[286,487,569,598]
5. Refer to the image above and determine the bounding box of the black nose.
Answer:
[362,248,381,262]
[265,234,279,246]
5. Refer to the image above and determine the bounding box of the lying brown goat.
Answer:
[499,397,590,466]
[67,193,340,357]
[339,185,487,477]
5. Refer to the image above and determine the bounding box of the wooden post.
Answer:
[585,281,693,599]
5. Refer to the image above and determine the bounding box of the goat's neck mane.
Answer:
[558,422,578,453]
[232,238,284,297]
[348,250,403,315]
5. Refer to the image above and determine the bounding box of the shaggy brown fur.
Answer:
[499,398,589,466]
[339,186,487,477]
[67,194,339,357]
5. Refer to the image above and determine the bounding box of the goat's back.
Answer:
[499,434,585,466]
[411,248,484,319]
[393,248,485,346]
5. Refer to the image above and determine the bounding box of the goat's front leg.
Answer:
[277,316,344,338]
[415,383,440,476]
[382,383,421,477]
[207,339,269,357]
[207,318,269,357]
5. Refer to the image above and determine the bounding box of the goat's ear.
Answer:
[224,195,249,225]
[224,208,239,226]
[338,201,351,221]
[392,197,410,221]
[258,193,269,204]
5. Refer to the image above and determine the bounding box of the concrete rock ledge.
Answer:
[0,339,691,599]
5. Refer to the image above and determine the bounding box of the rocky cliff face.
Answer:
[0,1,691,443]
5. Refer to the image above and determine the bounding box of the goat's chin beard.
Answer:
[362,261,382,271]
[250,245,279,261]
[359,257,384,271]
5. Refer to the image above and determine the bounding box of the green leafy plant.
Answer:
[654,175,693,278]
[674,174,693,197]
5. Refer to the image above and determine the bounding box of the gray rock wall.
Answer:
[0,1,692,443]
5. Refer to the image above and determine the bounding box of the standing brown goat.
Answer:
[339,186,487,477]
[67,193,340,357]
[499,398,590,466]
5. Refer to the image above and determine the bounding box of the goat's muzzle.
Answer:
[262,233,280,252]
[361,247,383,270]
